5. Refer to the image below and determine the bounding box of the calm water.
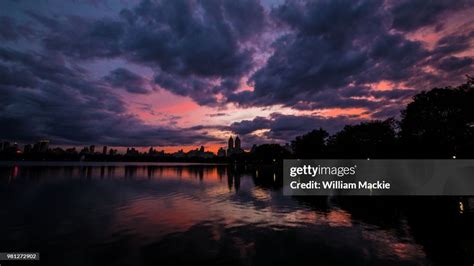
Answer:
[0,162,472,266]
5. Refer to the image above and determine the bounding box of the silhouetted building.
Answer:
[2,141,36,154]
[80,146,90,154]
[187,146,214,158]
[89,145,95,153]
[103,146,107,155]
[217,147,226,157]
[228,137,234,150]
[149,148,165,156]
[227,136,233,156]
[52,147,64,154]
[173,149,186,158]
[31,140,49,153]
[66,147,77,154]
[24,144,32,153]
[227,136,244,156]
[12,142,19,153]
[1,141,10,152]
[38,140,49,153]
[126,147,139,155]
[5,141,11,151]
[235,136,241,150]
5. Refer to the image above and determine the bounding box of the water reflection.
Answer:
[0,163,472,266]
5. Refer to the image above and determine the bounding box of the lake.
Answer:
[0,162,472,266]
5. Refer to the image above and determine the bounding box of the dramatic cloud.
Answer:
[39,16,124,59]
[104,68,151,94]
[389,0,471,31]
[0,16,34,41]
[437,56,473,72]
[123,0,266,104]
[25,0,267,105]
[227,0,439,110]
[225,0,473,117]
[0,47,219,146]
[1,0,473,147]
[121,0,263,76]
[229,113,363,146]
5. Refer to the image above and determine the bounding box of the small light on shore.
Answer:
[453,155,456,159]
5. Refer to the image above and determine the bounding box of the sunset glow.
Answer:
[1,0,473,151]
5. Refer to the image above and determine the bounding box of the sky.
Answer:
[1,0,473,152]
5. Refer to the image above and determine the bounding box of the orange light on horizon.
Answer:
[156,143,225,154]
[313,107,369,118]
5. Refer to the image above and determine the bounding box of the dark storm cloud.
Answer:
[154,70,241,106]
[28,0,266,105]
[365,33,428,82]
[17,0,473,113]
[0,48,107,98]
[248,0,388,102]
[226,0,472,113]
[103,68,151,94]
[0,47,219,146]
[431,29,474,60]
[187,124,229,133]
[25,11,61,30]
[74,0,111,7]
[153,71,229,106]
[40,16,124,59]
[437,56,473,72]
[230,117,272,135]
[389,0,470,31]
[274,0,384,39]
[0,16,34,41]
[121,0,265,104]
[0,64,37,88]
[1,0,473,146]
[245,33,368,105]
[229,113,362,144]
[370,89,417,100]
[410,29,474,90]
[121,0,263,77]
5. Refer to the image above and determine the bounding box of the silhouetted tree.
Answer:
[291,128,328,158]
[327,119,398,158]
[399,76,474,158]
[251,144,291,163]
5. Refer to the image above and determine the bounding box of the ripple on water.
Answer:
[0,164,452,265]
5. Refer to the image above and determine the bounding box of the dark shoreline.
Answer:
[0,161,229,166]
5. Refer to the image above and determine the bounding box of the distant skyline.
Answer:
[1,0,473,152]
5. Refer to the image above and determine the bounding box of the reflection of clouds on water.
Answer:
[0,164,437,265]
[361,223,426,261]
[140,219,428,266]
